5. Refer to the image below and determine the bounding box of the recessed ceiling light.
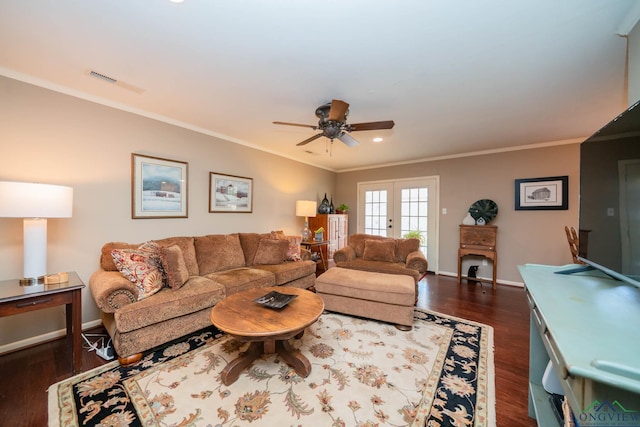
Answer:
[169,0,184,3]
[373,137,384,143]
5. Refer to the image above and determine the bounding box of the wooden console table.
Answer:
[519,264,640,425]
[457,225,497,289]
[0,272,85,373]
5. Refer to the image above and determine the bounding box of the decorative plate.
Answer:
[468,199,498,224]
[253,291,297,309]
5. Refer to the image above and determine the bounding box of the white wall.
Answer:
[0,76,335,350]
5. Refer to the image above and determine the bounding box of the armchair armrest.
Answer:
[89,269,139,313]
[405,250,428,274]
[333,246,356,263]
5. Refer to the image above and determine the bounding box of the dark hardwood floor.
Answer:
[417,274,537,427]
[0,274,537,426]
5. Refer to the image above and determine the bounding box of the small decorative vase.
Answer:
[318,193,330,214]
[329,196,335,214]
[462,212,475,225]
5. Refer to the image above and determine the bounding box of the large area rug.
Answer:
[49,308,495,426]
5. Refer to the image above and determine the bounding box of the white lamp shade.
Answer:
[296,200,317,218]
[0,181,73,218]
[0,181,73,279]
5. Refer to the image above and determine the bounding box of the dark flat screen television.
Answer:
[576,99,640,288]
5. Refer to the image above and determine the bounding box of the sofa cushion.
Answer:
[238,233,271,266]
[206,268,274,295]
[158,245,190,289]
[111,242,164,300]
[101,242,139,271]
[349,234,394,258]
[154,236,199,276]
[396,238,420,262]
[253,238,289,265]
[335,258,420,283]
[252,260,316,285]
[362,239,396,263]
[114,276,225,333]
[195,233,245,275]
[270,231,303,261]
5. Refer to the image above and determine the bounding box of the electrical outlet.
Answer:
[97,346,115,361]
[482,259,488,266]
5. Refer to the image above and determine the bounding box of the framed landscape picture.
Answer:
[209,172,253,213]
[515,176,568,210]
[131,153,188,218]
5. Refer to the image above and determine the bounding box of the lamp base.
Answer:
[23,218,48,279]
[19,276,45,286]
[301,219,312,242]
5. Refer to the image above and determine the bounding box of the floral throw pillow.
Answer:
[270,231,302,261]
[111,241,164,300]
[284,235,302,261]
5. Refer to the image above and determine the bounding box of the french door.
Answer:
[357,177,439,272]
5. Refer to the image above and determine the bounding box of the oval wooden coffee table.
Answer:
[210,286,324,386]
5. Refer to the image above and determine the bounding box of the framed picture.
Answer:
[515,176,568,210]
[131,153,188,218]
[209,172,253,213]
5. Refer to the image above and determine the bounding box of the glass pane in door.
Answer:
[399,187,428,258]
[364,189,388,236]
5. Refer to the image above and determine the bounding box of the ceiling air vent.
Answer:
[87,69,145,94]
[89,70,117,84]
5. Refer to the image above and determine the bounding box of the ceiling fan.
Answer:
[273,99,394,147]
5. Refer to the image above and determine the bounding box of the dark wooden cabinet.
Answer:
[457,225,497,289]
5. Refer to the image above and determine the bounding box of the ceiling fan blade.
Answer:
[349,120,395,131]
[296,133,324,146]
[337,132,360,147]
[273,121,317,129]
[328,99,349,122]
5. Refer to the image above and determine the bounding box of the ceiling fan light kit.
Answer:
[273,99,394,151]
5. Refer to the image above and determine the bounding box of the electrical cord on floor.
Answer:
[81,333,108,353]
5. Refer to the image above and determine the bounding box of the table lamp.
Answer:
[0,181,73,284]
[296,200,317,242]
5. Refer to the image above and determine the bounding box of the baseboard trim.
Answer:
[0,319,103,356]
[436,271,524,288]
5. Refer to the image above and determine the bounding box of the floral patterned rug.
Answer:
[49,308,494,426]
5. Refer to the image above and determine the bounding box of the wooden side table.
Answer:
[0,272,85,373]
[457,225,498,289]
[300,240,329,273]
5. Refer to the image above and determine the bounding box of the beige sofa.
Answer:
[333,233,428,283]
[89,232,316,364]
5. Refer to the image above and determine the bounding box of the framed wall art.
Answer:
[209,172,253,213]
[131,153,188,218]
[515,175,568,210]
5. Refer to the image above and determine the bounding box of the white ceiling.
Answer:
[1,1,639,171]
